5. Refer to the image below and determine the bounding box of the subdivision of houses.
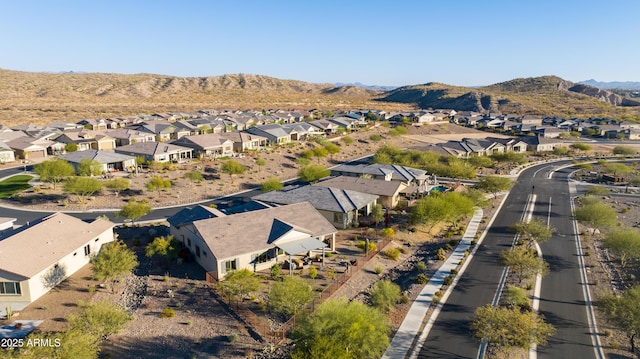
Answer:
[168,202,338,280]
[0,213,114,310]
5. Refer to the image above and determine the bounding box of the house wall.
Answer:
[0,150,15,163]
[172,225,218,274]
[27,227,114,303]
[0,270,30,304]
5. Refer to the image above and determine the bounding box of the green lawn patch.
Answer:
[0,175,34,198]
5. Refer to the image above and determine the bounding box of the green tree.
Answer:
[411,192,474,230]
[312,146,329,162]
[261,177,284,192]
[183,170,204,183]
[221,159,246,183]
[341,136,354,145]
[570,142,592,154]
[219,269,260,302]
[500,246,549,284]
[476,176,513,197]
[255,157,267,172]
[467,155,494,168]
[67,300,133,340]
[267,276,314,317]
[64,142,78,153]
[145,235,180,259]
[90,240,139,283]
[490,152,527,165]
[323,142,340,158]
[553,146,569,156]
[511,219,555,248]
[600,286,640,353]
[146,176,172,193]
[116,199,152,226]
[505,285,529,309]
[104,178,130,197]
[605,162,635,176]
[471,305,555,352]
[34,158,75,189]
[603,228,640,268]
[298,164,330,183]
[574,198,617,234]
[613,145,637,155]
[370,204,384,226]
[370,280,401,312]
[64,176,102,205]
[77,158,102,176]
[292,298,390,359]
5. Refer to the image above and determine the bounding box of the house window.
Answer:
[251,250,273,264]
[0,282,21,295]
[195,245,201,258]
[187,238,191,248]
[203,251,207,257]
[223,259,238,273]
[84,244,91,256]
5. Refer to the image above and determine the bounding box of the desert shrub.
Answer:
[436,248,446,261]
[375,266,383,275]
[370,134,383,142]
[417,274,429,284]
[356,241,377,253]
[443,275,454,286]
[270,263,281,279]
[384,248,400,261]
[161,307,176,318]
[370,280,401,312]
[227,333,238,343]
[414,261,427,272]
[381,227,395,238]
[308,266,318,279]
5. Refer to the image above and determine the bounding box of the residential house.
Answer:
[57,149,137,173]
[114,142,193,163]
[0,142,16,163]
[6,136,52,160]
[0,213,114,307]
[328,117,358,131]
[485,137,529,153]
[519,115,543,126]
[282,122,324,140]
[169,202,337,280]
[219,131,267,152]
[106,128,157,146]
[172,120,199,139]
[520,136,566,152]
[171,134,234,159]
[605,128,640,140]
[309,120,340,135]
[129,121,177,142]
[330,164,429,193]
[77,118,109,131]
[245,124,292,145]
[314,176,406,208]
[54,129,116,151]
[532,126,566,138]
[252,185,378,229]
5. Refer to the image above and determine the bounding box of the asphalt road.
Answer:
[418,161,597,359]
[536,166,596,359]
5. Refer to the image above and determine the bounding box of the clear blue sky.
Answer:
[1,0,638,87]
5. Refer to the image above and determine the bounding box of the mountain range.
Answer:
[0,69,638,126]
[579,79,640,90]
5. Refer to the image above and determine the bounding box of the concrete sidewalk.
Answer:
[382,208,483,359]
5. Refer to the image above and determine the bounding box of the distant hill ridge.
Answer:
[1,69,639,126]
[579,79,640,90]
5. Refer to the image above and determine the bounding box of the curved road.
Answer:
[418,160,599,359]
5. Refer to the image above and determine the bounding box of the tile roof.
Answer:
[57,149,135,164]
[114,142,192,156]
[0,213,114,279]
[167,205,226,228]
[192,202,337,260]
[170,134,232,149]
[313,176,406,197]
[252,185,378,213]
